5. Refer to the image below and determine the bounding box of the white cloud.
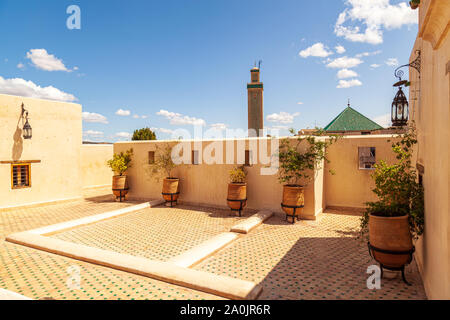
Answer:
[385,58,399,66]
[334,0,418,45]
[151,127,174,135]
[335,45,346,54]
[17,63,25,70]
[115,108,131,116]
[299,43,333,58]
[83,130,104,137]
[355,50,382,58]
[82,112,108,124]
[210,123,227,130]
[337,68,358,79]
[326,56,363,69]
[266,111,300,124]
[131,114,147,119]
[0,76,77,102]
[156,109,206,126]
[337,79,363,89]
[370,63,381,68]
[372,113,391,128]
[114,132,131,139]
[26,49,70,72]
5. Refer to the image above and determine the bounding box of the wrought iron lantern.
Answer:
[390,50,421,127]
[391,84,409,127]
[21,103,32,139]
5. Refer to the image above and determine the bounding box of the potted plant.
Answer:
[277,129,337,222]
[149,144,180,206]
[410,0,420,10]
[107,148,133,201]
[227,166,247,216]
[361,125,424,272]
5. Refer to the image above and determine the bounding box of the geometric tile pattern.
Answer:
[0,195,222,300]
[195,213,427,300]
[50,205,244,261]
[0,191,427,300]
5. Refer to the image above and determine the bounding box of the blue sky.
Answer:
[0,0,418,141]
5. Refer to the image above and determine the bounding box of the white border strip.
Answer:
[6,232,261,300]
[0,288,32,300]
[29,199,164,235]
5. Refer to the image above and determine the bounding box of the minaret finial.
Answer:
[347,99,350,108]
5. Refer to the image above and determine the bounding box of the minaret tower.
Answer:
[247,63,264,137]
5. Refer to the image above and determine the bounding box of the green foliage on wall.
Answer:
[107,148,133,176]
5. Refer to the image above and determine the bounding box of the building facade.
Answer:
[0,94,113,210]
[408,0,450,300]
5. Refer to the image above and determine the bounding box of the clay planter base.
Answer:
[227,183,247,214]
[369,214,413,269]
[162,178,180,206]
[281,185,304,216]
[112,175,128,201]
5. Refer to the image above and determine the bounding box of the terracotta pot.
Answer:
[227,183,247,210]
[162,178,180,205]
[369,214,413,268]
[281,185,304,216]
[112,175,128,198]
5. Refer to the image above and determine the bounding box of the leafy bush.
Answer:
[229,166,247,184]
[148,144,178,180]
[132,127,157,141]
[360,124,424,240]
[107,148,133,176]
[277,128,338,186]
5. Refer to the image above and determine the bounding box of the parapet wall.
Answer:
[115,135,397,217]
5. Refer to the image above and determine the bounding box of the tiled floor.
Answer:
[51,205,244,261]
[195,213,427,300]
[0,191,427,300]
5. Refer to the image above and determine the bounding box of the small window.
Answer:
[245,150,253,167]
[12,164,31,189]
[358,147,376,169]
[148,151,155,164]
[191,150,199,165]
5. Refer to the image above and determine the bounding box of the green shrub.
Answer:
[229,166,247,184]
[107,148,133,176]
[277,128,338,186]
[360,124,424,240]
[148,144,178,180]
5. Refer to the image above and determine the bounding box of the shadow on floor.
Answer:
[256,235,427,300]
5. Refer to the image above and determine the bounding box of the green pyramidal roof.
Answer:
[324,106,383,132]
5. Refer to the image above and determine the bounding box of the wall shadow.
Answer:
[12,124,23,161]
[256,235,426,300]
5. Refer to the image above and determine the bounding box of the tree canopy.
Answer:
[132,127,157,141]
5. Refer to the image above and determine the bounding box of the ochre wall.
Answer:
[114,138,324,219]
[0,94,82,209]
[409,0,450,299]
[81,144,113,189]
[324,135,400,209]
[114,135,395,218]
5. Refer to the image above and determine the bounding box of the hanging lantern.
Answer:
[21,103,32,139]
[391,85,409,127]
